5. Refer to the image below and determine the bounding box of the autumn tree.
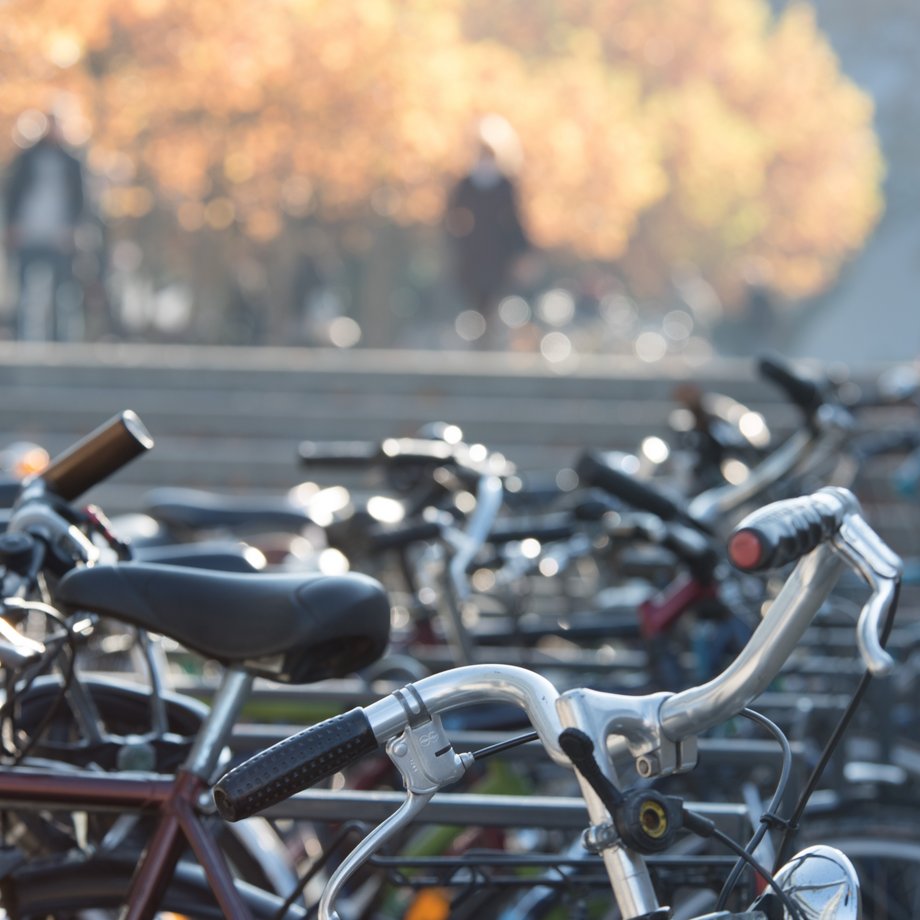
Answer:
[0,0,883,338]
[458,0,884,302]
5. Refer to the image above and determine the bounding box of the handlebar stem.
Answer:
[557,689,672,918]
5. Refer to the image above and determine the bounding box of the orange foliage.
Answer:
[0,0,883,303]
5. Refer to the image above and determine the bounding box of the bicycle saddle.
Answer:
[55,563,391,683]
[144,487,315,533]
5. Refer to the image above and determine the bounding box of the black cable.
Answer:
[472,731,539,761]
[774,578,901,871]
[0,670,16,758]
[714,707,793,911]
[0,605,78,766]
[270,821,368,920]
[683,809,805,920]
[709,825,805,920]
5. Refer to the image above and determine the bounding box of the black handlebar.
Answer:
[39,411,154,502]
[368,519,443,552]
[214,708,378,822]
[298,440,381,469]
[727,493,844,572]
[757,354,825,417]
[575,451,705,532]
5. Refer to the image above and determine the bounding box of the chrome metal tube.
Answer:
[659,543,845,741]
[688,429,815,524]
[364,664,565,762]
[185,667,253,780]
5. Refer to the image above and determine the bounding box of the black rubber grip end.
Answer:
[727,494,843,572]
[368,519,443,552]
[214,708,378,821]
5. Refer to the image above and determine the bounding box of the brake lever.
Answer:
[318,788,435,920]
[832,512,902,676]
[318,713,472,920]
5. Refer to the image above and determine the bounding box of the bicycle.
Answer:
[216,485,903,919]
[0,412,393,919]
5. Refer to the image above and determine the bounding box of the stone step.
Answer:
[0,346,911,552]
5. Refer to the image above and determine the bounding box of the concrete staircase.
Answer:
[0,341,912,552]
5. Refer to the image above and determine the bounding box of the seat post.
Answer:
[183,666,254,780]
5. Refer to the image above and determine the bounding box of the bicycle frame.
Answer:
[0,667,270,920]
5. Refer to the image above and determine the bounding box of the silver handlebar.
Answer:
[323,488,901,920]
[688,406,853,527]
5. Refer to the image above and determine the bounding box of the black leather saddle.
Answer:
[55,563,391,683]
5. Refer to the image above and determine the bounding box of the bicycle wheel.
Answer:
[0,852,307,919]
[800,804,920,920]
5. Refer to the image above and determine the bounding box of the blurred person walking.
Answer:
[444,115,534,347]
[4,112,85,341]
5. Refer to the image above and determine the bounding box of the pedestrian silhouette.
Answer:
[4,112,85,341]
[444,115,532,345]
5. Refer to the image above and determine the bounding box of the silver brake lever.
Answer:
[832,512,902,676]
[319,712,473,920]
[318,789,434,920]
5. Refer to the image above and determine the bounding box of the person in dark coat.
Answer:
[4,113,85,340]
[444,116,532,341]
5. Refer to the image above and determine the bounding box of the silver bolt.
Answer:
[391,740,408,758]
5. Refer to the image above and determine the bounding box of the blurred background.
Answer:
[0,0,913,365]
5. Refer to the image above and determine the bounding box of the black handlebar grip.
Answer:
[213,708,379,822]
[575,451,699,529]
[368,519,443,552]
[298,440,381,468]
[757,354,824,416]
[488,514,576,545]
[40,411,154,502]
[727,494,843,572]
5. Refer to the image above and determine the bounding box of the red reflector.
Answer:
[728,530,763,569]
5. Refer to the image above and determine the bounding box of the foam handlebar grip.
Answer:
[727,494,844,572]
[368,519,443,552]
[213,708,378,822]
[575,451,690,525]
[757,354,824,416]
[41,411,153,502]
